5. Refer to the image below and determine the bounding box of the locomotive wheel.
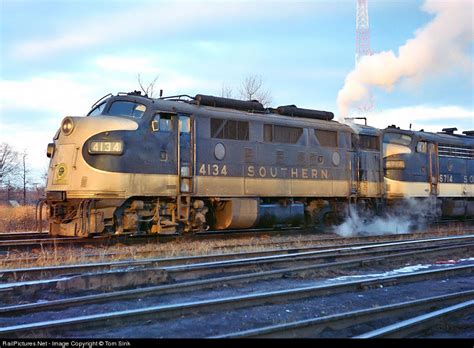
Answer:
[312,206,335,232]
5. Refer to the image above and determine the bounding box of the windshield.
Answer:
[104,101,147,118]
[87,102,107,116]
[383,132,412,146]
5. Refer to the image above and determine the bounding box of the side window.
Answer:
[359,135,380,151]
[210,118,249,140]
[264,124,273,142]
[274,125,302,143]
[108,101,146,118]
[264,124,303,144]
[416,141,428,153]
[179,115,191,133]
[158,114,174,132]
[351,134,358,149]
[211,118,225,138]
[88,102,106,116]
[315,129,337,147]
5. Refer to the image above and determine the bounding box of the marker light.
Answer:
[46,143,55,158]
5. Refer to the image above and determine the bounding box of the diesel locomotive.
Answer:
[40,91,474,237]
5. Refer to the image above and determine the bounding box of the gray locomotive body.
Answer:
[42,92,472,237]
[382,126,474,217]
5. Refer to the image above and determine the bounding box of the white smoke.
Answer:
[337,0,474,118]
[335,206,411,237]
[335,198,439,237]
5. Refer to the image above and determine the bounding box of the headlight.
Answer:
[46,143,55,158]
[88,140,124,155]
[61,117,75,135]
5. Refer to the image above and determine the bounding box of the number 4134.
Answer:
[199,164,228,176]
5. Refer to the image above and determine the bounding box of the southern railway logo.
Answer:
[53,163,68,184]
[198,163,329,180]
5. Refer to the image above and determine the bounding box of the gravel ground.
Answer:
[55,274,474,338]
[414,312,474,338]
[7,257,473,338]
[3,247,472,306]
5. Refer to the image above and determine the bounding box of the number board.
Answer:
[89,141,124,154]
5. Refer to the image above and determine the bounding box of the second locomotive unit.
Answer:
[42,92,474,237]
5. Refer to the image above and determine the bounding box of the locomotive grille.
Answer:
[276,150,285,165]
[80,176,88,188]
[244,147,254,163]
[438,144,474,159]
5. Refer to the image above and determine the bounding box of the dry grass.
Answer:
[0,204,37,232]
[0,234,319,269]
[0,218,471,270]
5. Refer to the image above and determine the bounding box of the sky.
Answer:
[0,0,473,183]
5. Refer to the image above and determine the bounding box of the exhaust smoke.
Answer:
[337,0,473,118]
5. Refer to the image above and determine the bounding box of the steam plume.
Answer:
[335,198,440,237]
[337,0,474,118]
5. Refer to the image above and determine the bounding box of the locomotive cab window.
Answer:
[107,101,146,118]
[152,113,174,132]
[88,102,106,116]
[383,133,412,146]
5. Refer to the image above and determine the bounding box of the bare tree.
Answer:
[41,167,49,186]
[220,82,234,98]
[238,74,272,107]
[21,151,30,205]
[137,74,160,98]
[0,142,19,186]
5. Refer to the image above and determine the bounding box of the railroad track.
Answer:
[1,234,472,284]
[1,221,472,253]
[0,232,472,338]
[0,235,471,308]
[214,291,474,338]
[1,241,472,315]
[0,231,49,241]
[2,228,473,268]
[0,235,110,252]
[0,228,323,252]
[355,299,474,338]
[0,265,472,338]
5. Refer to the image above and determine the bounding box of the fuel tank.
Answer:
[213,198,305,230]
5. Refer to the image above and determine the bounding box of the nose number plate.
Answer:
[89,141,123,154]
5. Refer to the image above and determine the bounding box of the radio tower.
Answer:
[355,0,373,113]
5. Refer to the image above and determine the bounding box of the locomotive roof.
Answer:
[384,126,474,146]
[105,93,360,133]
[163,98,385,136]
[98,93,474,142]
